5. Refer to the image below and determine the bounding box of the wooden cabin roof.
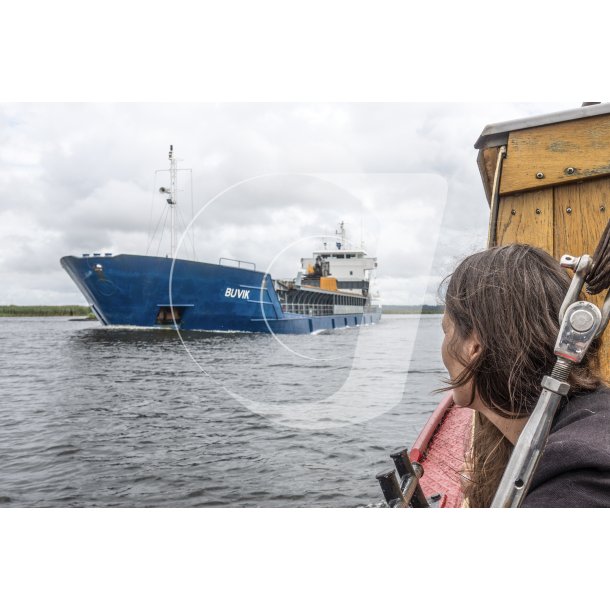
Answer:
[475,103,610,203]
[475,103,610,150]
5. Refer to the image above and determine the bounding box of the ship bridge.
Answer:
[301,248,377,295]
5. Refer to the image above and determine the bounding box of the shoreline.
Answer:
[0,305,443,317]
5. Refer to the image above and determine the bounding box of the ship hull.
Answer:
[60,254,381,334]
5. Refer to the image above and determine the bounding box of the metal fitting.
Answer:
[541,375,571,396]
[570,309,595,332]
[559,254,580,270]
[555,300,602,363]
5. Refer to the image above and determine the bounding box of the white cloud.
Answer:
[0,102,573,304]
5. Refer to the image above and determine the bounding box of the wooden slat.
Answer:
[553,178,610,260]
[493,180,610,381]
[500,115,610,195]
[495,189,554,251]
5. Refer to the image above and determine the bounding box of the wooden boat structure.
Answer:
[378,102,610,507]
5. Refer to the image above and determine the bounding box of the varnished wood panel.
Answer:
[495,189,554,251]
[554,178,610,380]
[553,178,610,261]
[500,115,610,195]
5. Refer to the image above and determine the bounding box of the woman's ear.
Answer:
[465,334,481,362]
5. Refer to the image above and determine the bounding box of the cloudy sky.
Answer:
[0,102,574,305]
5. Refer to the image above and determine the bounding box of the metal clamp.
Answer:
[558,252,610,339]
[554,300,602,363]
[558,254,592,323]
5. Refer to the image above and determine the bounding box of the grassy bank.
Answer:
[0,305,94,317]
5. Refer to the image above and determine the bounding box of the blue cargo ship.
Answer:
[60,148,381,333]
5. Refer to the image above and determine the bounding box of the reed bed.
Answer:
[0,305,94,317]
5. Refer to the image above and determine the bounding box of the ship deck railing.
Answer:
[281,304,378,316]
[282,304,334,316]
[218,257,256,270]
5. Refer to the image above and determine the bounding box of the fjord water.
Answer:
[0,314,446,507]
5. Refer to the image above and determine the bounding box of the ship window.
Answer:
[337,254,345,259]
[350,271,353,275]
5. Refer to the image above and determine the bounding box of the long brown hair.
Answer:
[441,244,602,507]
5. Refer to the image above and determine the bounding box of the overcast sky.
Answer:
[0,102,574,305]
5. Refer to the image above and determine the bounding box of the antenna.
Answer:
[170,145,177,258]
[148,148,196,260]
[360,214,364,249]
[335,221,346,250]
[159,145,178,258]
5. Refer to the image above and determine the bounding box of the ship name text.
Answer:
[225,287,251,300]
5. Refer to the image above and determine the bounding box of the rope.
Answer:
[586,219,610,294]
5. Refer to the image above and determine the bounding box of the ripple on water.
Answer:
[0,315,444,507]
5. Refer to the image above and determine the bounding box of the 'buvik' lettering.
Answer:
[224,287,251,300]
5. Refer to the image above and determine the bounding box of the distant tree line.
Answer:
[382,304,444,314]
[0,305,94,317]
[1,303,442,317]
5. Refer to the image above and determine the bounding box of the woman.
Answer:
[441,243,610,507]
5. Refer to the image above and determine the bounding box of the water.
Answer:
[0,314,446,507]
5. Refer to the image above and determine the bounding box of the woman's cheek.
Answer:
[441,337,449,372]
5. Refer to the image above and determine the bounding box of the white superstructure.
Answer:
[300,222,377,295]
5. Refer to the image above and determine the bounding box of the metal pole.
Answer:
[491,377,568,507]
[376,470,405,507]
[169,145,176,258]
[487,145,507,249]
[390,448,429,508]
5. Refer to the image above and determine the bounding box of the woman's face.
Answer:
[441,313,476,407]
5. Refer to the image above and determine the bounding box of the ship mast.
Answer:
[336,221,346,250]
[168,145,177,258]
[158,146,178,257]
